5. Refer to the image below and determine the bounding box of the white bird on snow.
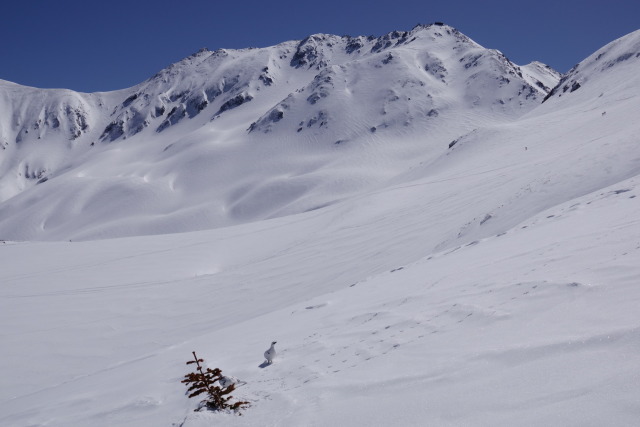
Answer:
[264,341,277,364]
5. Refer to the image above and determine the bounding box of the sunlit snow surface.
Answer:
[1,27,640,426]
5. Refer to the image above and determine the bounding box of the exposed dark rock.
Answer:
[606,52,634,67]
[534,80,549,91]
[306,72,334,105]
[259,67,274,86]
[186,96,209,118]
[291,36,325,69]
[215,93,253,116]
[424,54,447,80]
[306,110,328,128]
[542,74,572,103]
[345,38,363,54]
[371,31,408,53]
[122,93,139,108]
[461,53,482,69]
[154,106,166,117]
[100,120,125,141]
[157,105,187,132]
[269,109,284,122]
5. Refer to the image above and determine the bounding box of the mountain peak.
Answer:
[0,24,567,239]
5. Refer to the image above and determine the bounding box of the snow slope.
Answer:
[1,26,640,427]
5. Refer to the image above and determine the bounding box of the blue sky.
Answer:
[2,0,639,92]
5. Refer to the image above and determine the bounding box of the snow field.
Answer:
[1,155,640,426]
[1,25,640,427]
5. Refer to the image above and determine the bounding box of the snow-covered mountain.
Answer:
[2,25,640,427]
[0,23,560,241]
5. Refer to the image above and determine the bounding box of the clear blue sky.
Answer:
[2,0,638,92]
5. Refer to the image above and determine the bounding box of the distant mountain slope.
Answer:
[0,23,565,240]
[543,29,640,103]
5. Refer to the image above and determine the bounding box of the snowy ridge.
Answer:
[543,28,640,103]
[520,61,561,92]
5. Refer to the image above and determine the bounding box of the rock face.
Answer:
[0,23,568,240]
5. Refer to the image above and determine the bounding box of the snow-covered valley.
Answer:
[1,24,640,426]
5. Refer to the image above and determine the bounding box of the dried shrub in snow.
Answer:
[181,351,249,413]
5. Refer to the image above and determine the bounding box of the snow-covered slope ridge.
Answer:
[0,24,560,241]
[543,29,640,103]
